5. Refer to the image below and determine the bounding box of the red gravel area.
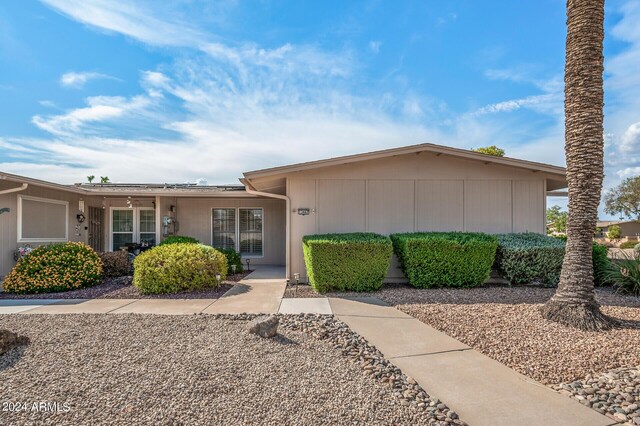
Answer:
[0,271,251,300]
[376,286,640,384]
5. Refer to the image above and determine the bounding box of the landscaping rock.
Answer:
[0,329,29,355]
[248,315,279,338]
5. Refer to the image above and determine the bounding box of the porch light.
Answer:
[78,199,85,213]
[245,258,251,272]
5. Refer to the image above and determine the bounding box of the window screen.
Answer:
[19,196,68,241]
[212,208,236,250]
[239,208,263,256]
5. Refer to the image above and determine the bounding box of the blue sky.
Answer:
[1,1,639,217]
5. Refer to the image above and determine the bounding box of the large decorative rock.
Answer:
[248,316,279,338]
[0,329,29,355]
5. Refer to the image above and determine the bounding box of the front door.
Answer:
[87,206,104,252]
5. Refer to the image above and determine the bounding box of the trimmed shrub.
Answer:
[3,242,102,294]
[636,243,640,257]
[391,232,497,288]
[619,240,639,249]
[218,248,243,273]
[496,233,566,286]
[133,244,227,294]
[303,233,393,293]
[158,235,200,246]
[605,252,640,296]
[499,234,611,286]
[100,251,132,277]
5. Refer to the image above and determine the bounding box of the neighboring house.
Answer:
[596,220,640,239]
[0,142,567,280]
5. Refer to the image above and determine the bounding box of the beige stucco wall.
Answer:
[174,197,286,265]
[284,152,548,279]
[0,182,87,277]
[619,222,640,239]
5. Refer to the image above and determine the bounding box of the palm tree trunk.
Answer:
[541,0,615,331]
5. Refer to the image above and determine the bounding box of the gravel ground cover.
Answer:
[0,272,251,300]
[0,313,465,426]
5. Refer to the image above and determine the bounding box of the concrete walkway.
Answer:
[3,265,287,315]
[329,297,614,426]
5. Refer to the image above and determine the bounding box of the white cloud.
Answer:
[620,122,640,153]
[368,40,381,54]
[472,93,559,115]
[60,71,115,88]
[41,0,208,47]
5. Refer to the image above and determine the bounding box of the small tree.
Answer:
[100,176,110,183]
[546,206,568,234]
[607,224,621,239]
[473,145,505,157]
[87,175,95,183]
[604,176,640,221]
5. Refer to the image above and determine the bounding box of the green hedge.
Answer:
[498,234,611,286]
[158,235,200,246]
[218,248,244,273]
[391,232,497,288]
[302,233,392,292]
[133,244,227,294]
[3,242,102,294]
[496,233,565,286]
[620,241,639,249]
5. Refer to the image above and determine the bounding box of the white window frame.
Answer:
[211,207,264,259]
[109,207,156,251]
[17,195,69,243]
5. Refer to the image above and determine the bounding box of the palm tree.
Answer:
[541,0,615,331]
[87,175,95,183]
[100,176,110,183]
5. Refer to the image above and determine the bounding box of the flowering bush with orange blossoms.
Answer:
[3,242,103,294]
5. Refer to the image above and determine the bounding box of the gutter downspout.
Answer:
[241,178,291,279]
[0,183,28,195]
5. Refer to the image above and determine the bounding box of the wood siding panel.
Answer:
[317,179,366,233]
[513,180,545,233]
[416,180,464,231]
[464,180,513,233]
[367,180,415,234]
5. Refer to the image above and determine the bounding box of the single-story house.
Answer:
[596,220,640,239]
[0,143,567,280]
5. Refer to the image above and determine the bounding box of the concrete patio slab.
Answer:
[328,297,413,318]
[278,298,332,314]
[204,281,285,314]
[338,315,470,358]
[110,299,215,315]
[24,299,139,314]
[391,350,613,426]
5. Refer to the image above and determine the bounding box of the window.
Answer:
[211,207,263,257]
[111,207,156,251]
[139,209,156,246]
[239,208,263,257]
[212,208,236,249]
[17,195,68,242]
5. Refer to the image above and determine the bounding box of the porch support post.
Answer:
[155,195,161,246]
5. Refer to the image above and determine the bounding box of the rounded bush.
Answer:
[100,251,132,277]
[619,241,638,249]
[3,242,103,294]
[218,248,244,273]
[133,244,227,294]
[158,235,200,246]
[607,225,622,239]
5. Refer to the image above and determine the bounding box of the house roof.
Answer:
[243,142,567,180]
[0,171,250,197]
[597,219,639,228]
